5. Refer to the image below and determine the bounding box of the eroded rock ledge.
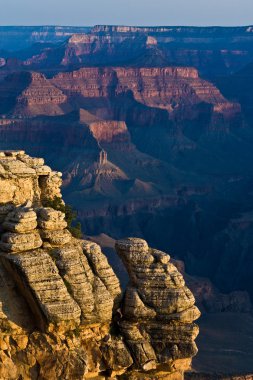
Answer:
[0,150,200,380]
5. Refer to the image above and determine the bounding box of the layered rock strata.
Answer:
[15,72,68,116]
[0,150,200,379]
[115,238,200,377]
[0,67,240,129]
[52,67,240,121]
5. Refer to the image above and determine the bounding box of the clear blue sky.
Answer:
[0,0,252,26]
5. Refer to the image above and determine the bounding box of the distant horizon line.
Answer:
[0,24,253,28]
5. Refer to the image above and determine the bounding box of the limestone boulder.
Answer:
[2,206,37,233]
[37,207,67,230]
[2,250,81,330]
[101,336,133,374]
[53,243,116,323]
[0,231,42,253]
[115,238,200,373]
[0,158,36,177]
[83,240,122,307]
[39,229,72,246]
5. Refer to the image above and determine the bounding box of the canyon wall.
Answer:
[48,26,253,76]
[2,25,253,78]
[0,66,240,123]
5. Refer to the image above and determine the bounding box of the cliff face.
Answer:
[0,150,200,380]
[61,33,146,67]
[88,120,131,145]
[51,66,234,118]
[0,72,69,117]
[15,72,69,116]
[0,66,239,124]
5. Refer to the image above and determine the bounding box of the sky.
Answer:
[0,0,252,27]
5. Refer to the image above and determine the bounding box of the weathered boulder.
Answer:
[0,230,43,253]
[82,241,122,308]
[39,228,72,246]
[53,242,120,324]
[115,238,201,377]
[2,204,37,233]
[2,250,81,330]
[37,207,67,230]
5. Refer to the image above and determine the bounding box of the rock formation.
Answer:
[0,66,241,125]
[99,150,108,165]
[0,150,200,379]
[14,72,68,117]
[116,238,200,375]
[5,25,252,78]
[51,66,240,122]
[0,66,238,133]
[2,25,253,83]
[88,121,130,145]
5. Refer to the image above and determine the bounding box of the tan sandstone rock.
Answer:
[0,151,200,379]
[115,237,201,373]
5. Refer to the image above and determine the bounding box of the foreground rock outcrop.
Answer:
[0,150,200,379]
